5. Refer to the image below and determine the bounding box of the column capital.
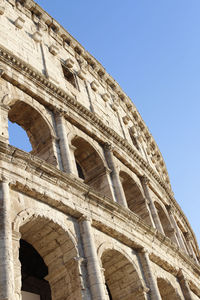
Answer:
[166,204,174,214]
[53,107,65,118]
[78,214,92,223]
[185,232,193,242]
[177,268,185,280]
[138,247,149,255]
[0,175,10,184]
[103,142,113,152]
[1,93,12,108]
[140,175,150,185]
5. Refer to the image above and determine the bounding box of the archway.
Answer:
[72,136,113,198]
[157,278,182,300]
[154,202,176,242]
[20,239,51,299]
[119,171,151,225]
[8,101,57,166]
[101,249,147,300]
[18,216,82,300]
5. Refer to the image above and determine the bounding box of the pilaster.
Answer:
[138,249,162,300]
[79,216,108,300]
[166,205,188,252]
[12,231,21,300]
[0,179,14,300]
[103,143,128,207]
[177,269,193,300]
[54,111,76,175]
[185,232,198,264]
[140,176,164,234]
[0,102,10,144]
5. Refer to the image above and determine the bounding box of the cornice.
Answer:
[0,141,199,279]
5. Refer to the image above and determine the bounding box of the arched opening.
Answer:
[20,239,51,300]
[19,216,82,300]
[155,202,176,241]
[157,278,182,300]
[72,136,113,198]
[8,101,57,166]
[176,221,190,254]
[101,249,146,300]
[119,171,152,225]
[9,121,32,152]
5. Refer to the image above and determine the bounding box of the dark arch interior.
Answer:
[154,202,176,242]
[72,137,113,198]
[102,249,146,300]
[19,239,51,300]
[8,101,57,166]
[76,161,85,180]
[119,171,152,225]
[105,283,113,300]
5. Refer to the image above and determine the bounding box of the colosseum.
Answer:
[0,0,199,299]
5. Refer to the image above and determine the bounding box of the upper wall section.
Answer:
[0,0,171,189]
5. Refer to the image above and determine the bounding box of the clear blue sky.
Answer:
[10,1,200,245]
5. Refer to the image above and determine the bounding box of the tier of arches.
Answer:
[4,98,199,263]
[12,210,191,300]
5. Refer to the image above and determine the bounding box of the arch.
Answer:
[14,210,83,300]
[20,239,51,299]
[101,248,147,300]
[71,136,113,198]
[119,171,152,225]
[176,220,190,254]
[8,100,57,166]
[12,208,77,247]
[154,202,176,241]
[157,277,182,300]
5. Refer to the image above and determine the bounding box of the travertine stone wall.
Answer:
[0,0,200,299]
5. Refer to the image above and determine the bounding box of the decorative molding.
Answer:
[65,58,74,68]
[15,17,25,29]
[101,93,110,102]
[49,44,59,56]
[77,69,87,80]
[32,31,42,43]
[91,80,99,92]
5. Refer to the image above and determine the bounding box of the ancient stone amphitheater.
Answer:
[0,0,199,299]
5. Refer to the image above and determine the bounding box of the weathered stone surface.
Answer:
[0,1,199,299]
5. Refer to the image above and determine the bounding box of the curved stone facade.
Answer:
[0,1,199,299]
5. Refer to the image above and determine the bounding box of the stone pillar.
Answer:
[185,233,198,263]
[68,144,80,177]
[177,269,193,300]
[12,231,21,300]
[138,249,162,300]
[103,143,128,207]
[0,102,10,144]
[55,112,75,174]
[79,216,108,300]
[140,176,164,234]
[0,179,14,300]
[166,205,188,252]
